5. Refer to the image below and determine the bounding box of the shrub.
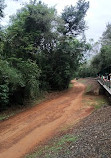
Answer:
[0,59,23,109]
[9,58,41,99]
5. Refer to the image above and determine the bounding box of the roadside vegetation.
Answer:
[77,23,111,78]
[0,1,111,157]
[26,134,78,158]
[0,0,90,112]
[78,78,108,110]
[25,78,109,158]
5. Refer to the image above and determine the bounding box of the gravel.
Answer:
[40,105,111,158]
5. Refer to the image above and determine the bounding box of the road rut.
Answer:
[0,81,94,158]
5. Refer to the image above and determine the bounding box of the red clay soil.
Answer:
[0,80,94,158]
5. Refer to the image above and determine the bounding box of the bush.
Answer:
[9,58,41,99]
[0,84,9,109]
[0,59,23,109]
[0,58,41,109]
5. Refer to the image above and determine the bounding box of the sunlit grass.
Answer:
[83,96,108,110]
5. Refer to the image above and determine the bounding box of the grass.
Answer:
[78,78,99,93]
[0,92,47,121]
[94,97,107,109]
[26,78,108,158]
[0,113,14,121]
[77,78,87,84]
[83,96,108,110]
[0,110,18,121]
[26,134,78,158]
[69,83,73,88]
[55,134,77,146]
[85,84,93,93]
[80,78,108,110]
[79,79,93,94]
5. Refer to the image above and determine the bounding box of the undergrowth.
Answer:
[26,134,78,158]
[0,92,46,121]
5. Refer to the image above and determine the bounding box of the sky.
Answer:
[1,0,111,42]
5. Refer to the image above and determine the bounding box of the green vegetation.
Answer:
[94,97,107,109]
[85,84,92,93]
[79,78,108,109]
[77,23,111,78]
[0,93,47,121]
[69,83,73,88]
[26,134,77,158]
[0,112,14,121]
[0,0,89,111]
[78,79,87,84]
[83,95,107,110]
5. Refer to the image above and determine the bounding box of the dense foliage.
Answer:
[62,0,89,36]
[90,24,111,75]
[0,0,89,109]
[78,23,111,78]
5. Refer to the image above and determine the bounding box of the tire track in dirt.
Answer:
[0,81,94,158]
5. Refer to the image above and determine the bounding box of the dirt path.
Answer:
[0,80,94,158]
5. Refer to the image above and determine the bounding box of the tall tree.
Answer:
[101,23,111,45]
[3,2,56,59]
[62,0,89,36]
[83,23,111,77]
[0,0,6,55]
[0,0,5,19]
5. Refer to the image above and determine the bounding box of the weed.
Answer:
[69,83,73,88]
[83,96,108,110]
[55,134,77,146]
[94,97,107,109]
[0,113,14,121]
[26,134,77,158]
[77,79,87,84]
[85,85,92,93]
[0,92,47,121]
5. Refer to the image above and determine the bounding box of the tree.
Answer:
[9,58,41,99]
[91,23,111,74]
[101,23,111,45]
[4,2,56,59]
[0,57,41,109]
[0,0,5,19]
[79,22,111,78]
[0,0,90,110]
[37,36,89,90]
[62,0,89,36]
[0,59,23,108]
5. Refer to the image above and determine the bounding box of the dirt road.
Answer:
[0,80,94,158]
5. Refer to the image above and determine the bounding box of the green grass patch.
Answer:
[85,84,92,93]
[94,97,107,109]
[26,134,78,158]
[69,83,73,88]
[77,79,87,84]
[54,134,77,146]
[83,96,108,110]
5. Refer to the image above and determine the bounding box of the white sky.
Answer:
[1,0,111,42]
